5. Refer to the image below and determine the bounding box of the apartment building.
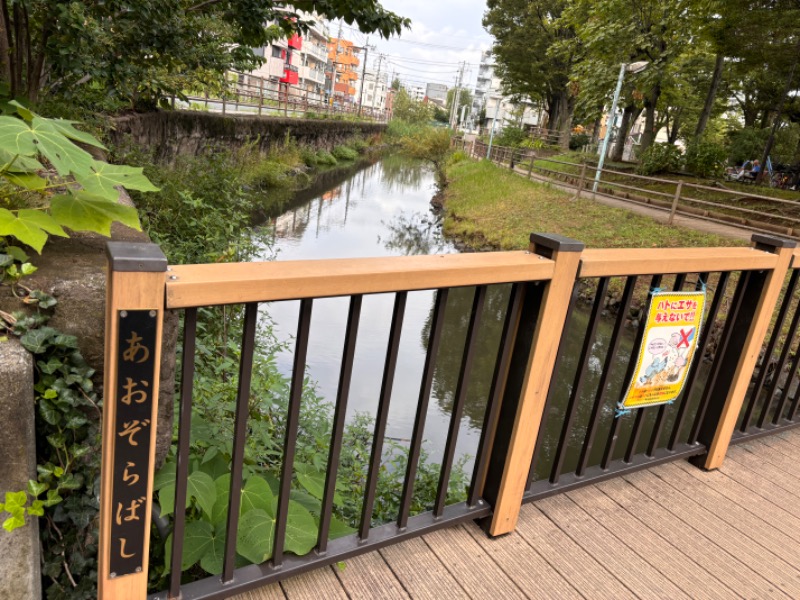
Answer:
[354,65,389,111]
[327,38,360,103]
[425,83,448,108]
[472,50,539,132]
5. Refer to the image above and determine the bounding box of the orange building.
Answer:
[327,38,360,102]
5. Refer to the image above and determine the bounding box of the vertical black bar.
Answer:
[688,271,754,446]
[576,276,637,476]
[398,289,449,529]
[621,275,662,464]
[317,296,361,552]
[667,272,728,450]
[742,269,799,430]
[529,281,581,489]
[770,300,800,424]
[222,302,259,582]
[645,274,688,456]
[434,286,487,517]
[359,292,407,539]
[757,270,800,427]
[468,284,523,506]
[273,299,313,567]
[549,278,609,483]
[169,308,197,597]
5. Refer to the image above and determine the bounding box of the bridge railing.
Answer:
[97,234,799,599]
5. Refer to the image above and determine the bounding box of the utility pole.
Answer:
[450,62,465,130]
[371,53,384,111]
[357,37,370,116]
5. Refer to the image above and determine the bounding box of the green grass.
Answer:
[443,160,744,250]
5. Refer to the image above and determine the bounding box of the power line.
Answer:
[337,23,489,52]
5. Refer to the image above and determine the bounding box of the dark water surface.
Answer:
[252,156,708,475]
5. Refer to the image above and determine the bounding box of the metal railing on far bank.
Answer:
[97,232,800,599]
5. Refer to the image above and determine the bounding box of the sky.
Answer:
[333,0,493,94]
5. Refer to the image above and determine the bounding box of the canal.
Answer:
[253,155,709,482]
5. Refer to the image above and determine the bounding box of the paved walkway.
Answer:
[510,165,754,243]
[238,428,800,599]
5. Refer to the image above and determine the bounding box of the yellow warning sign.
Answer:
[621,290,706,410]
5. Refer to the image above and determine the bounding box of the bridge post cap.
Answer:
[751,234,797,249]
[529,233,585,253]
[106,242,168,273]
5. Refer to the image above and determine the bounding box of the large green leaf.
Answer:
[75,161,159,201]
[327,516,357,541]
[187,470,217,518]
[153,461,176,491]
[29,117,93,176]
[236,509,275,565]
[159,482,176,517]
[0,208,48,252]
[50,119,107,149]
[240,476,274,515]
[4,172,47,190]
[284,500,317,556]
[164,520,215,573]
[0,148,44,173]
[16,210,67,238]
[210,473,231,526]
[50,192,141,236]
[199,527,226,575]
[0,117,37,156]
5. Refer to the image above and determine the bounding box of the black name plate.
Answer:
[109,309,158,578]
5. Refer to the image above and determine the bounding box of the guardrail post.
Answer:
[98,243,167,599]
[574,162,587,200]
[668,181,683,225]
[690,234,796,470]
[527,154,535,179]
[481,233,584,536]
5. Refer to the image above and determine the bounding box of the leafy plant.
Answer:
[399,127,452,191]
[0,101,157,253]
[684,138,727,178]
[315,150,338,166]
[636,142,683,175]
[332,145,360,161]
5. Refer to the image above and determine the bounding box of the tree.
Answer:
[392,88,433,124]
[391,77,402,91]
[446,88,472,115]
[483,0,579,148]
[0,0,409,107]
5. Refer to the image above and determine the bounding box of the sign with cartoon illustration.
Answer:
[621,291,706,410]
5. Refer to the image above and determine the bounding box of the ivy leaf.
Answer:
[284,500,317,556]
[0,254,11,267]
[20,327,58,353]
[42,489,62,507]
[164,520,215,573]
[29,117,93,176]
[240,476,273,515]
[0,116,37,156]
[4,245,28,262]
[27,500,45,517]
[50,119,107,149]
[0,207,48,253]
[4,491,27,511]
[38,399,61,425]
[236,508,275,564]
[2,514,26,532]
[27,480,48,498]
[187,470,216,518]
[74,161,159,200]
[28,290,57,309]
[50,192,142,236]
[199,527,226,575]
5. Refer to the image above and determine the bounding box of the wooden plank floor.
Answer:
[237,428,800,599]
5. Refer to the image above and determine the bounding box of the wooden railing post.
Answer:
[690,234,796,470]
[668,181,683,225]
[574,162,587,200]
[481,233,584,536]
[98,243,167,599]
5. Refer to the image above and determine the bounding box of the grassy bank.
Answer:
[443,159,742,250]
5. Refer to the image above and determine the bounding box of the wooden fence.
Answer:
[98,233,800,599]
[464,139,800,239]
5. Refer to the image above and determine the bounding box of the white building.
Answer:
[473,50,540,132]
[406,85,426,102]
[426,83,448,107]
[354,64,389,111]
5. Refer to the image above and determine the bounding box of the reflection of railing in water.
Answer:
[99,233,800,599]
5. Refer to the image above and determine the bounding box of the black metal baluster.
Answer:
[222,303,259,582]
[667,272,728,450]
[434,286,486,517]
[757,270,800,428]
[645,273,687,456]
[773,305,800,424]
[273,299,313,567]
[398,289,449,529]
[359,292,407,539]
[169,308,197,597]
[549,278,609,483]
[688,271,751,445]
[469,284,523,506]
[621,275,662,464]
[317,296,362,552]
[576,276,636,476]
[740,269,800,430]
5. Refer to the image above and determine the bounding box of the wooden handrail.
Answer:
[579,247,778,278]
[165,252,556,308]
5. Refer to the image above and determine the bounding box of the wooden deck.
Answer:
[237,430,800,599]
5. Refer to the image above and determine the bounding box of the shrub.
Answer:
[684,138,727,178]
[569,133,590,150]
[494,125,527,148]
[449,150,468,165]
[637,143,683,175]
[349,137,369,153]
[332,145,359,161]
[315,149,338,166]
[400,127,452,191]
[300,147,319,167]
